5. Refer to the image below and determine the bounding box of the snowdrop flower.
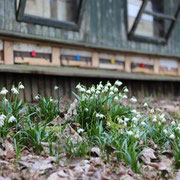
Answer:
[176,127,180,131]
[86,90,91,94]
[54,86,59,90]
[4,98,8,103]
[122,95,127,99]
[35,95,40,100]
[143,103,148,107]
[169,134,175,139]
[91,87,95,93]
[150,109,154,113]
[50,98,53,102]
[115,80,122,86]
[8,115,16,123]
[96,90,100,95]
[109,91,114,96]
[158,121,161,126]
[124,88,129,93]
[135,133,140,139]
[19,84,24,89]
[0,88,8,95]
[161,118,166,122]
[96,113,105,119]
[124,122,127,127]
[130,97,137,103]
[77,128,84,133]
[132,117,138,123]
[11,87,19,95]
[114,96,119,101]
[117,118,123,123]
[0,120,4,127]
[107,82,111,87]
[85,108,88,112]
[79,88,86,92]
[171,121,176,125]
[163,129,168,135]
[114,87,118,92]
[97,86,101,91]
[141,121,146,126]
[107,122,111,127]
[131,109,137,114]
[152,117,157,122]
[124,118,130,122]
[110,86,114,91]
[1,114,6,120]
[104,87,109,92]
[76,84,81,89]
[127,131,133,136]
[160,114,165,119]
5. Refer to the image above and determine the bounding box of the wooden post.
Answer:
[178,61,180,76]
[154,58,159,74]
[52,47,61,66]
[4,41,14,65]
[125,55,131,72]
[92,52,99,68]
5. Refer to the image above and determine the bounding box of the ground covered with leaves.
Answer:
[0,81,179,180]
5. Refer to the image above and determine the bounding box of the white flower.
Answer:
[117,118,123,123]
[171,121,176,126]
[131,109,137,114]
[136,114,142,119]
[160,114,165,119]
[124,122,127,127]
[85,108,88,112]
[0,120,4,127]
[127,131,133,136]
[114,88,118,92]
[79,88,86,92]
[4,98,8,103]
[124,118,130,122]
[109,91,114,96]
[1,114,6,120]
[0,88,8,95]
[76,84,81,89]
[152,117,157,122]
[107,122,111,126]
[96,90,100,95]
[135,134,139,139]
[86,90,91,94]
[143,103,148,107]
[77,128,84,133]
[141,121,146,126]
[124,88,129,93]
[54,86,59,90]
[132,117,138,122]
[96,113,105,119]
[107,82,111,87]
[50,98,53,102]
[115,80,122,86]
[104,87,109,92]
[8,115,16,123]
[110,86,114,91]
[19,84,24,89]
[158,121,161,125]
[97,86,101,91]
[161,118,166,122]
[114,96,119,101]
[163,129,168,135]
[169,134,175,139]
[35,95,39,100]
[122,95,127,99]
[150,109,154,113]
[91,87,95,93]
[130,97,137,103]
[11,87,19,95]
[176,127,180,131]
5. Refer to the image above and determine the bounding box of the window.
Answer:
[127,0,180,43]
[17,0,86,31]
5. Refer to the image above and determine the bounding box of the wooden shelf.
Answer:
[0,64,180,82]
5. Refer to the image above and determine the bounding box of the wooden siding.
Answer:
[0,72,179,102]
[0,0,180,57]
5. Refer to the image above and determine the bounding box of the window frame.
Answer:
[16,0,86,31]
[127,0,180,44]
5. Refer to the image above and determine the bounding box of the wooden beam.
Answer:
[4,41,14,65]
[92,52,99,68]
[154,58,159,74]
[125,55,131,72]
[178,61,180,76]
[52,47,60,66]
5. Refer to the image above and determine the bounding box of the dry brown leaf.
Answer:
[5,140,16,159]
[119,174,135,180]
[140,148,156,163]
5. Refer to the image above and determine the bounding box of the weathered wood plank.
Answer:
[4,41,13,65]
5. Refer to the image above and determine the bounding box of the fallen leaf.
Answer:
[120,174,134,180]
[174,170,180,180]
[91,146,101,157]
[140,148,156,163]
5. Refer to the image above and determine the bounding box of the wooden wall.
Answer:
[0,0,180,57]
[0,72,179,102]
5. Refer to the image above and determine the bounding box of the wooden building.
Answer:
[0,0,180,101]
